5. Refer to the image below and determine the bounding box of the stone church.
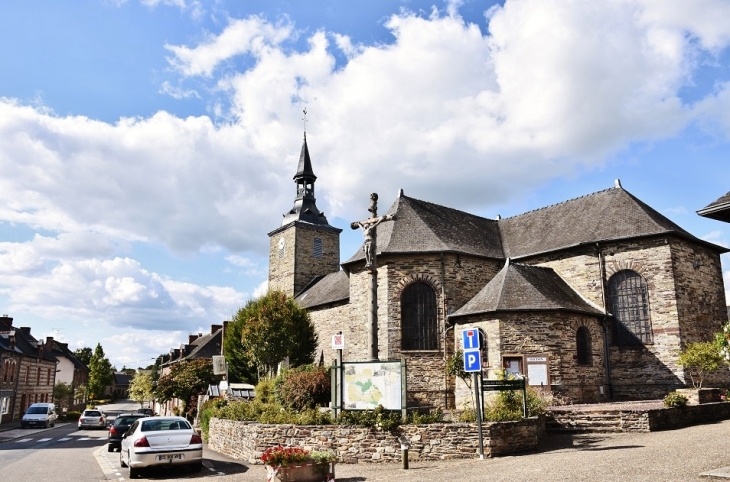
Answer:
[268,135,729,409]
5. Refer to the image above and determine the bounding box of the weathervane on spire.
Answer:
[302,108,308,135]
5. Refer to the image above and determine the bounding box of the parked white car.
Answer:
[120,416,203,478]
[21,403,57,429]
[78,409,106,429]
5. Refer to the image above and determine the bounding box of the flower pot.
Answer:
[266,462,336,482]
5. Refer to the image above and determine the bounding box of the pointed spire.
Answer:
[295,133,317,181]
[279,131,333,228]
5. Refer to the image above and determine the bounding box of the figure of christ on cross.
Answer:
[351,193,396,361]
[350,193,396,270]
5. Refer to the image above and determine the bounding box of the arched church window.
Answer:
[576,326,592,365]
[607,270,653,345]
[401,282,438,350]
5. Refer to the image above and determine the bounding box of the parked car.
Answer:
[78,409,106,430]
[120,416,203,478]
[135,408,156,416]
[21,403,57,429]
[108,413,148,452]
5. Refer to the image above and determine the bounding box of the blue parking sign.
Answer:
[463,349,481,372]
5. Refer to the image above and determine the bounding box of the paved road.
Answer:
[0,422,108,481]
[9,400,730,481]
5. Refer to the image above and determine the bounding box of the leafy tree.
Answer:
[154,358,220,415]
[74,347,93,366]
[87,343,113,402]
[128,371,155,406]
[222,315,257,384]
[678,341,723,388]
[275,365,331,410]
[144,355,165,383]
[53,382,74,410]
[226,290,317,381]
[445,349,476,410]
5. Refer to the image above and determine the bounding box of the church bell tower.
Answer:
[267,133,342,297]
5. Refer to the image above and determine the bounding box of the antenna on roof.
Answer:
[614,179,622,189]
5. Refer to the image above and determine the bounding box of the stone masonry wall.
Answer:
[453,311,606,407]
[269,224,340,297]
[207,417,543,463]
[268,226,298,296]
[669,238,730,388]
[524,237,719,400]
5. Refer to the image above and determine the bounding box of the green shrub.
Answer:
[276,364,331,410]
[408,408,446,424]
[338,405,402,431]
[255,378,276,404]
[456,408,476,422]
[213,399,332,425]
[61,411,81,422]
[199,398,228,440]
[482,371,549,422]
[663,391,688,408]
[678,342,723,388]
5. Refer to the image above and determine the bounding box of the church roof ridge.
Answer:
[450,261,605,318]
[500,186,617,221]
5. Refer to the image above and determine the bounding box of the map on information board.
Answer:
[342,361,402,410]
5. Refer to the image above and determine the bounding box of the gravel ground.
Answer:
[206,418,730,482]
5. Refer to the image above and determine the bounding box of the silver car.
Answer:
[120,416,203,478]
[78,409,106,429]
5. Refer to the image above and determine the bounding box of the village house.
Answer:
[269,135,730,409]
[156,324,223,415]
[43,337,88,411]
[0,316,57,423]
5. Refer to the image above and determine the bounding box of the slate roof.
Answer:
[450,261,604,318]
[499,186,706,258]
[47,340,88,372]
[302,183,726,311]
[344,194,503,265]
[697,191,730,223]
[295,133,316,181]
[273,135,341,232]
[113,372,133,386]
[184,329,223,360]
[0,326,57,363]
[296,270,350,309]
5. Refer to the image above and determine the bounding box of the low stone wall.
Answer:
[208,417,544,464]
[547,402,730,433]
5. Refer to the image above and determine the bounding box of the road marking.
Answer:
[58,437,72,441]
[78,437,91,440]
[15,438,31,443]
[37,438,51,442]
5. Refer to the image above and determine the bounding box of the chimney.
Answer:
[222,321,231,356]
[188,334,199,344]
[0,314,12,330]
[19,327,31,335]
[46,336,54,347]
[211,324,222,334]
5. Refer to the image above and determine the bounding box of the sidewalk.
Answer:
[0,420,22,432]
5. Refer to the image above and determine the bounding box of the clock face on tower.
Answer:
[278,237,285,250]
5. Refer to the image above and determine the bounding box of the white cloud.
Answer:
[3,1,730,363]
[165,16,294,77]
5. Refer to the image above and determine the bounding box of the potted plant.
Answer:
[262,445,336,482]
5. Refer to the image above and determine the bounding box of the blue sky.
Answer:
[1,0,730,368]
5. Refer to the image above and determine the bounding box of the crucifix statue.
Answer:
[351,193,396,361]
